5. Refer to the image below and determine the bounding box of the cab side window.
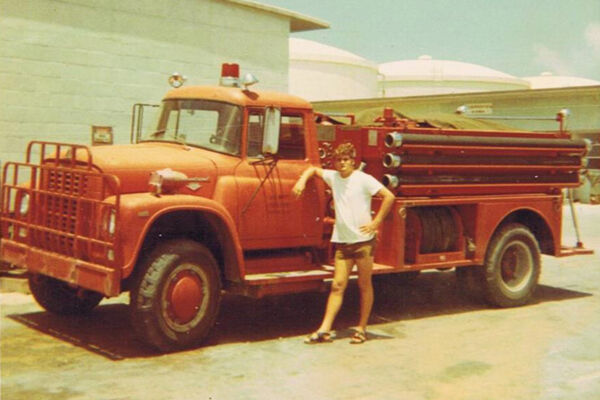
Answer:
[279,114,305,159]
[247,112,264,158]
[247,110,306,159]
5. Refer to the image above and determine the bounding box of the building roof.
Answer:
[289,38,377,69]
[224,0,329,32]
[379,55,528,86]
[523,72,600,89]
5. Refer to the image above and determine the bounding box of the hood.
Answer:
[85,143,220,194]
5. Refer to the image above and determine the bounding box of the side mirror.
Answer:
[262,107,280,155]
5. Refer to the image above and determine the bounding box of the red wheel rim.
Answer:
[161,264,210,332]
[167,271,204,324]
[499,241,532,292]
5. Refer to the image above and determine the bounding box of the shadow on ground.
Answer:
[7,271,592,360]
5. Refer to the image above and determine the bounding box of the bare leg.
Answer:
[355,254,374,333]
[316,257,354,333]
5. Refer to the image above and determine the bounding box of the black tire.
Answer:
[482,223,540,307]
[130,239,222,352]
[28,274,103,315]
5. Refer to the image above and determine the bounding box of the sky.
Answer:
[263,0,600,81]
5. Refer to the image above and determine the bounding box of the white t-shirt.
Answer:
[322,169,384,244]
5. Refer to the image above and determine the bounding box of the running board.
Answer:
[236,263,406,298]
[234,269,331,298]
[244,269,332,285]
[244,263,403,286]
[558,246,594,257]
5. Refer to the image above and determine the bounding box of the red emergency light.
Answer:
[220,63,240,87]
[221,63,240,79]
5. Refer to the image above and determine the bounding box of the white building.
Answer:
[0,0,328,163]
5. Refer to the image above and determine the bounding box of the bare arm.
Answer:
[360,186,395,235]
[292,166,323,198]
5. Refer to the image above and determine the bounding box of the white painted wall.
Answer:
[0,0,291,163]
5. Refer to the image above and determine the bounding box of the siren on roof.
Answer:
[220,63,259,90]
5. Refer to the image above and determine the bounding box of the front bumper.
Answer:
[1,239,121,296]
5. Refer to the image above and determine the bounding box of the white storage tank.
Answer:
[379,55,530,97]
[289,38,379,101]
[523,72,600,89]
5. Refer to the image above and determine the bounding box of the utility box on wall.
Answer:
[91,125,113,146]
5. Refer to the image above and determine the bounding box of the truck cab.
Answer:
[132,84,327,250]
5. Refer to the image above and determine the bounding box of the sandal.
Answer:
[350,330,367,344]
[304,331,332,344]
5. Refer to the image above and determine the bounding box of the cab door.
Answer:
[235,108,324,250]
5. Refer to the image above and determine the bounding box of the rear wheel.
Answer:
[29,274,103,315]
[130,239,221,351]
[483,223,540,307]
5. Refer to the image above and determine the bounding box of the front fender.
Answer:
[112,193,244,281]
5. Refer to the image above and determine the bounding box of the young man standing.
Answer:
[292,143,395,344]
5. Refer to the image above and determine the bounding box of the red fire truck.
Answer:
[0,64,593,351]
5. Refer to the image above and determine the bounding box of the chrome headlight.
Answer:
[583,138,592,157]
[18,192,30,216]
[103,209,117,237]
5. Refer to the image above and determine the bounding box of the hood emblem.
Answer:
[149,168,210,195]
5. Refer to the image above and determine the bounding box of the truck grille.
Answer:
[47,169,85,195]
[1,145,120,265]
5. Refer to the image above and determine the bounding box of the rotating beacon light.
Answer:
[220,63,240,87]
[219,63,259,89]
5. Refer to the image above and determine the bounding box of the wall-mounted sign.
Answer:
[464,103,494,115]
[91,125,113,146]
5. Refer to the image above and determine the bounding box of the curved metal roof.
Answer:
[523,72,600,89]
[289,38,378,69]
[379,55,528,86]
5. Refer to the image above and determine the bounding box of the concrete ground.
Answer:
[1,204,599,400]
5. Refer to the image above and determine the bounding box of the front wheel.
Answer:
[483,223,540,307]
[130,239,222,351]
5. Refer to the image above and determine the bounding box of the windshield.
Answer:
[143,99,243,156]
